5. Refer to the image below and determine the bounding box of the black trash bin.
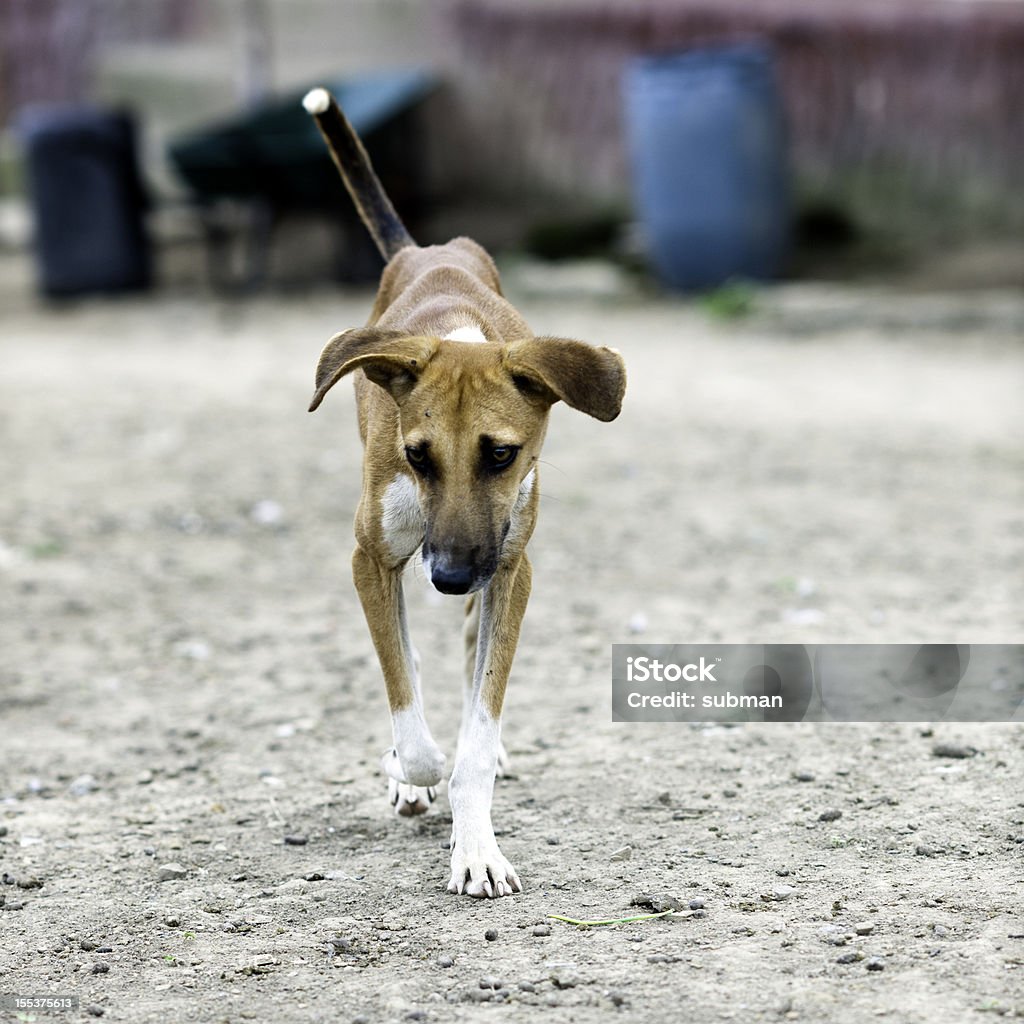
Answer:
[19,105,152,296]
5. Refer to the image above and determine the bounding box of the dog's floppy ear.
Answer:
[309,328,437,411]
[505,337,626,422]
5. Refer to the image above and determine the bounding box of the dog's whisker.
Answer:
[536,457,568,477]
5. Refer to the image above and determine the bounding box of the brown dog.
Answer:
[304,87,625,897]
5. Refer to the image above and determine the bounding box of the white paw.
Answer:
[381,744,445,788]
[447,837,521,898]
[389,777,436,817]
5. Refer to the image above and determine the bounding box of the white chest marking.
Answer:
[514,468,535,511]
[504,468,535,548]
[381,474,423,559]
[442,325,487,344]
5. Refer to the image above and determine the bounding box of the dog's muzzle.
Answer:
[423,540,496,596]
[430,563,476,595]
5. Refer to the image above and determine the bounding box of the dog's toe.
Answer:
[388,777,436,817]
[447,840,521,898]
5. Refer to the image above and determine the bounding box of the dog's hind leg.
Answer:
[460,594,510,777]
[352,545,445,816]
[388,642,437,816]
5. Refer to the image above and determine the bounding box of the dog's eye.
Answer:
[489,445,518,469]
[405,445,429,469]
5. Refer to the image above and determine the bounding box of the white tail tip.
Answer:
[302,87,331,115]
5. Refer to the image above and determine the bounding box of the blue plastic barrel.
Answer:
[623,44,790,290]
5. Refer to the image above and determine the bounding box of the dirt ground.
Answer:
[1,259,1022,1023]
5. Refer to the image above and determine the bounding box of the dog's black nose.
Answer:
[431,564,475,595]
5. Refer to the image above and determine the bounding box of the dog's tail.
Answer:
[302,87,415,260]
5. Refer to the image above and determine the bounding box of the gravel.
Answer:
[932,743,978,760]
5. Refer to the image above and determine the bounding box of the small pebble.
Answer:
[519,982,536,994]
[69,774,98,796]
[85,1006,105,1018]
[16,876,43,890]
[772,885,797,901]
[304,872,325,882]
[0,826,7,837]
[163,916,180,928]
[533,924,551,936]
[550,968,581,989]
[4,900,24,911]
[484,929,498,942]
[631,893,684,914]
[284,834,308,846]
[437,954,454,968]
[792,771,815,782]
[628,611,648,634]
[406,1012,427,1022]
[251,499,283,526]
[855,922,874,936]
[479,976,503,990]
[836,951,864,964]
[157,863,187,882]
[91,963,110,974]
[689,898,705,910]
[609,845,632,862]
[932,743,977,760]
[80,940,98,951]
[818,809,843,822]
[865,957,886,971]
[96,945,113,953]
[915,844,940,858]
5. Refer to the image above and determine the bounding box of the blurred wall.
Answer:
[431,0,1024,237]
[3,0,1023,244]
[0,0,442,198]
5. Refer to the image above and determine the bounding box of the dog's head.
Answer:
[309,328,625,594]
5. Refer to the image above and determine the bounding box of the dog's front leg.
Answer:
[448,555,531,898]
[352,545,445,816]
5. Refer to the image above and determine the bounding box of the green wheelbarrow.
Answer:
[167,69,436,285]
